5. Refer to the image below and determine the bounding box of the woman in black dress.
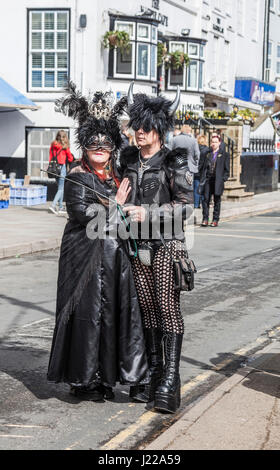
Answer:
[47,82,148,400]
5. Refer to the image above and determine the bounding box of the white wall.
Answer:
[267,3,280,92]
[251,117,275,139]
[201,0,265,103]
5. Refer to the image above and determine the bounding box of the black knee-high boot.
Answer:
[154,332,183,413]
[130,328,163,403]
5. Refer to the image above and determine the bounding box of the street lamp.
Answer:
[232,104,239,120]
[233,104,239,116]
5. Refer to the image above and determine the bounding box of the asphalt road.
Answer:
[0,212,280,450]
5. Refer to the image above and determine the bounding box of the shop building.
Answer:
[0,0,274,183]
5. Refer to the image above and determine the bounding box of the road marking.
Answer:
[196,229,279,233]
[254,215,280,218]
[0,424,49,429]
[22,318,49,328]
[262,248,273,253]
[194,232,280,241]
[100,326,280,451]
[0,434,33,438]
[197,268,210,273]
[221,221,280,225]
[17,334,53,339]
[100,411,156,450]
[65,440,81,450]
[108,410,125,422]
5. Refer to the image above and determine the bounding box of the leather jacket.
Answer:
[118,145,194,243]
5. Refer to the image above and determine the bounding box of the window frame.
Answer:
[136,42,151,80]
[113,42,136,79]
[26,126,70,181]
[27,8,70,92]
[166,38,206,92]
[108,15,158,83]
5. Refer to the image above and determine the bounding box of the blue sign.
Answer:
[234,79,276,107]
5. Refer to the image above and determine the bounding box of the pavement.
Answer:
[0,203,67,259]
[1,190,280,451]
[0,189,280,260]
[145,338,280,450]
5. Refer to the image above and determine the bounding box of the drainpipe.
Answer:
[263,0,270,81]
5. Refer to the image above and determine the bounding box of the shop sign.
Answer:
[140,0,168,26]
[234,79,276,107]
[213,24,224,34]
[182,103,204,112]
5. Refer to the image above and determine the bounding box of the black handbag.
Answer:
[173,256,197,292]
[47,148,63,178]
[161,236,197,292]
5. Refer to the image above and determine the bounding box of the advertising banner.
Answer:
[234,79,275,107]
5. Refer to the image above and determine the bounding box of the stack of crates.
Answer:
[0,184,10,209]
[2,179,48,206]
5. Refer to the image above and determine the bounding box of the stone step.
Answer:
[223,191,254,201]
[224,184,247,191]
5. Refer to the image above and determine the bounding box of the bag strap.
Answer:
[51,147,63,162]
[159,233,186,263]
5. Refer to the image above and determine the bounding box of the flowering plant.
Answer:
[102,30,130,53]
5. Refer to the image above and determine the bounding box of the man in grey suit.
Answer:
[171,124,200,174]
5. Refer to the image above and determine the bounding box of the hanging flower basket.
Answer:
[168,51,190,70]
[157,44,190,70]
[157,42,168,67]
[102,30,130,53]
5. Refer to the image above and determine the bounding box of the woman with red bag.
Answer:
[48,130,74,214]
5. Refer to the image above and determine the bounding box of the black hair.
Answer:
[128,94,175,145]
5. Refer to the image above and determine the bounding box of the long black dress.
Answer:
[47,166,148,388]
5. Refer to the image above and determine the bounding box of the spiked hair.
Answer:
[126,82,180,144]
[55,81,127,150]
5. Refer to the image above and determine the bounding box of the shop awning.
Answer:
[0,77,39,111]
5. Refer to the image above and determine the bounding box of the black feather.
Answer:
[55,81,126,150]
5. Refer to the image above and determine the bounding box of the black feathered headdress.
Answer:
[55,81,127,150]
[126,82,180,144]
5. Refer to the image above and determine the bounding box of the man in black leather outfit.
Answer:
[119,83,194,413]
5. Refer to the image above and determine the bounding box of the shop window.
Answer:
[28,10,70,91]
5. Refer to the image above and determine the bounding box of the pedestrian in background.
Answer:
[212,129,226,152]
[194,134,210,209]
[48,130,74,215]
[201,135,230,227]
[120,122,130,150]
[171,124,200,174]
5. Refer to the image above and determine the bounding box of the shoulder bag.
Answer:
[47,147,63,178]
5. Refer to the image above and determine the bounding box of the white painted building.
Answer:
[0,0,273,182]
[200,0,267,113]
[264,0,280,93]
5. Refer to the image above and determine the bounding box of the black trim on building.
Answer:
[108,13,159,84]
